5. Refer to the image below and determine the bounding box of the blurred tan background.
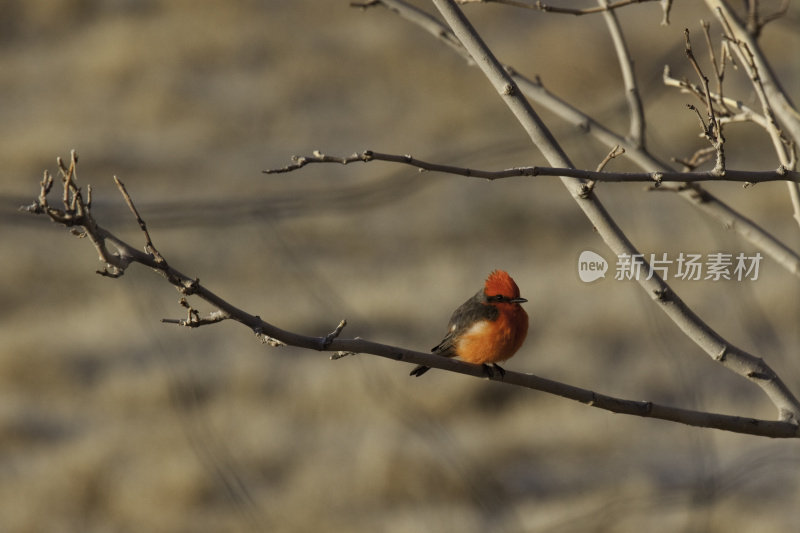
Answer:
[1,1,799,531]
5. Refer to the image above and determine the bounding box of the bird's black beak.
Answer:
[511,297,527,303]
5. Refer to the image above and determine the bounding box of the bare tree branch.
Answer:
[454,0,664,17]
[264,149,799,185]
[114,175,166,266]
[22,155,800,438]
[599,0,645,147]
[583,145,626,197]
[162,298,231,327]
[597,145,626,172]
[684,28,726,175]
[744,0,790,38]
[700,19,731,114]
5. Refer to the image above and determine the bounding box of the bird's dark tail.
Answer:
[409,365,430,377]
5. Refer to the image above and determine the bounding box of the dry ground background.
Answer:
[1,1,799,532]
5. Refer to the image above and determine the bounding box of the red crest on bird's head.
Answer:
[484,270,521,299]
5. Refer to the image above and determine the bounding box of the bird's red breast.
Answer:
[454,303,528,365]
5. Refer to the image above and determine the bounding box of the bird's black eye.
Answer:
[490,294,504,302]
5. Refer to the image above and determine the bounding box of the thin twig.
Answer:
[581,145,625,198]
[700,19,730,115]
[599,0,645,147]
[684,28,726,175]
[162,310,230,328]
[114,176,167,266]
[673,146,716,172]
[455,0,663,16]
[663,65,769,130]
[321,319,348,350]
[160,298,230,327]
[265,149,800,184]
[597,145,626,172]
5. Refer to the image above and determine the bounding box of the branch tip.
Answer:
[320,319,348,350]
[331,351,357,360]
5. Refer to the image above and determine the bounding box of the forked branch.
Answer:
[683,28,726,175]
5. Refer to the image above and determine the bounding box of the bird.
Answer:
[410,270,529,378]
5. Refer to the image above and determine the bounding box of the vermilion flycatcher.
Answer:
[410,270,529,377]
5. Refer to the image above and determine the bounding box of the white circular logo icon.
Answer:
[578,250,608,283]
